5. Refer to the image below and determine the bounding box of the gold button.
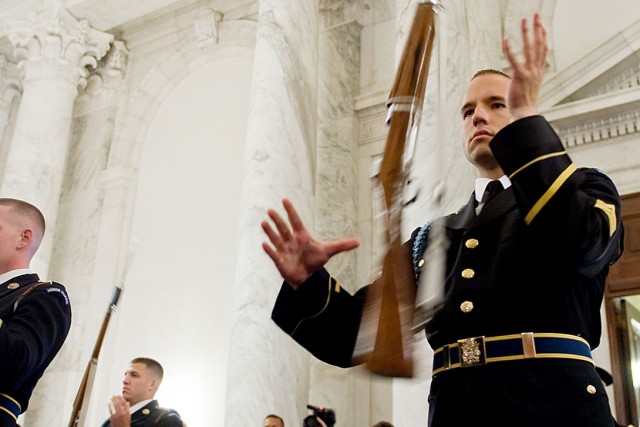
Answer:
[461,268,475,279]
[142,408,150,415]
[465,238,479,249]
[7,283,19,290]
[586,384,596,395]
[460,301,474,313]
[418,259,425,268]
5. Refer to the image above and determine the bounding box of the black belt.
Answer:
[432,332,593,376]
[0,393,21,421]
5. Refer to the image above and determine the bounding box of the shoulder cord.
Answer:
[412,220,433,279]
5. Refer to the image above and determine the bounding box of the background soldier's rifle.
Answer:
[68,240,137,426]
[68,285,122,427]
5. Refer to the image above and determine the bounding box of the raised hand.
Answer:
[502,12,548,121]
[107,395,131,427]
[261,198,360,288]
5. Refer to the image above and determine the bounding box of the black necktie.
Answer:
[481,180,503,205]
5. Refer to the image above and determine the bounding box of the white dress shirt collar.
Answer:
[474,175,512,203]
[130,399,153,414]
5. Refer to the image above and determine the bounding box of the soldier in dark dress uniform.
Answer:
[261,14,625,427]
[101,357,183,427]
[0,198,72,426]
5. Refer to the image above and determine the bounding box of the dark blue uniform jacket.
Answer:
[0,273,71,426]
[100,400,183,427]
[271,116,625,426]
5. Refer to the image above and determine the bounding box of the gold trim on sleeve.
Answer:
[524,164,577,225]
[0,406,17,421]
[290,274,334,336]
[509,151,567,179]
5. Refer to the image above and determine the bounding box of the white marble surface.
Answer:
[311,16,363,425]
[224,1,320,426]
[1,2,111,277]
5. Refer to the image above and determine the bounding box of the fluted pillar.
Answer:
[2,1,112,276]
[310,3,362,425]
[21,35,132,427]
[224,1,319,426]
[0,55,21,182]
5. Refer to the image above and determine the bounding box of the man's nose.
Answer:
[472,105,489,125]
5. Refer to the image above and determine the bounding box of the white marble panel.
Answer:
[359,15,396,94]
[311,16,362,425]
[225,1,320,426]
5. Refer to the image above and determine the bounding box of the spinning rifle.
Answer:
[352,0,442,377]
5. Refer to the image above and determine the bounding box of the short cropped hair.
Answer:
[0,198,46,238]
[265,414,285,427]
[471,68,511,81]
[373,422,394,427]
[130,357,164,381]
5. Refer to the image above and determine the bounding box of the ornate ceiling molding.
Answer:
[541,18,640,150]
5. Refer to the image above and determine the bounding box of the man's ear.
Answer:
[18,229,32,249]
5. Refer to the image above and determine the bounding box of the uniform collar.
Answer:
[0,269,35,286]
[130,399,154,414]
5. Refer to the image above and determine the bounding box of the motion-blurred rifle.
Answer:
[352,0,441,377]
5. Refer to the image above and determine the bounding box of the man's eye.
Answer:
[462,109,473,119]
[493,103,506,109]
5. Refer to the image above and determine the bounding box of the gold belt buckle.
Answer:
[457,336,487,367]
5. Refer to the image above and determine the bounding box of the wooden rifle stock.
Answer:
[352,1,438,377]
[68,286,122,427]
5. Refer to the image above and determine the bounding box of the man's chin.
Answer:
[472,151,498,168]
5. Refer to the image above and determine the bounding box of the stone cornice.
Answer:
[540,19,640,110]
[0,0,257,35]
[544,87,640,148]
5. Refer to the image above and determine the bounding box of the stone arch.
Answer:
[86,18,258,425]
[108,19,257,172]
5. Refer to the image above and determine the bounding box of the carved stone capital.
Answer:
[8,1,114,88]
[194,9,224,48]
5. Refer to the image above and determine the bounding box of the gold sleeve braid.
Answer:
[290,274,336,337]
[524,163,577,225]
[507,151,617,234]
[508,151,567,180]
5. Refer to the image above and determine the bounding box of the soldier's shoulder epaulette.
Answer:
[18,281,70,308]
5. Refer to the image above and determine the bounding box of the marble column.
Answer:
[224,1,319,426]
[2,1,112,276]
[309,3,362,425]
[25,39,132,426]
[0,55,21,184]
